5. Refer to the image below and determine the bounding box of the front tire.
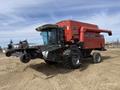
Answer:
[70,54,81,69]
[64,45,82,69]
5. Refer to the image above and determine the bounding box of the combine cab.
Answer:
[6,20,112,69]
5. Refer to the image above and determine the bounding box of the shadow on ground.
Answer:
[80,56,111,71]
[102,56,111,60]
[29,56,111,77]
[29,62,73,77]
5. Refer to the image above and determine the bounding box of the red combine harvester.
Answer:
[6,20,112,69]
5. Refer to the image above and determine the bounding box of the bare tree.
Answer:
[117,39,120,48]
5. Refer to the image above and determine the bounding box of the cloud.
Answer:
[0,0,52,14]
[80,12,120,41]
[82,12,120,32]
[0,23,45,47]
[62,2,120,11]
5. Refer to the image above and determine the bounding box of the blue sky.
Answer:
[0,0,120,47]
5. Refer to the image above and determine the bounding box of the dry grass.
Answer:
[0,49,120,90]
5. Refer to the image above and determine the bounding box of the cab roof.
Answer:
[36,24,59,31]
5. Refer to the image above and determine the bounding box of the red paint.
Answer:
[57,20,112,49]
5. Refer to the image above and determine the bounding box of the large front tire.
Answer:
[70,54,81,69]
[64,45,82,69]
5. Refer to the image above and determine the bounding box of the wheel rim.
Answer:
[72,56,81,65]
[95,54,101,62]
[76,59,80,64]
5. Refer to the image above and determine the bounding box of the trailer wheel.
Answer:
[92,52,102,63]
[20,54,31,63]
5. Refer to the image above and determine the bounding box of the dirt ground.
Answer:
[0,48,120,90]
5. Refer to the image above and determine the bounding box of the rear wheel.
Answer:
[92,52,102,63]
